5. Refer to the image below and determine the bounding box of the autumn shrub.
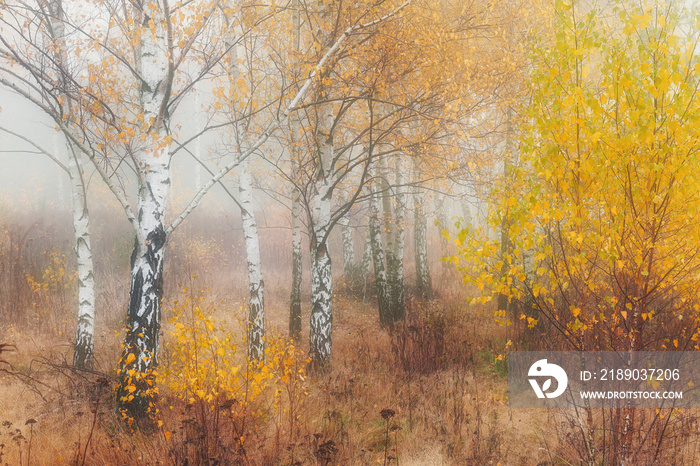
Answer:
[456,0,700,353]
[168,234,229,281]
[159,285,308,464]
[25,250,77,333]
[0,207,73,327]
[452,0,700,462]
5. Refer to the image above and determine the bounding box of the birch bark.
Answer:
[289,185,303,340]
[369,178,391,326]
[117,0,173,420]
[226,15,266,363]
[238,156,265,363]
[68,144,96,369]
[47,0,96,369]
[391,157,405,321]
[338,193,355,278]
[308,96,334,368]
[359,229,372,300]
[288,0,303,342]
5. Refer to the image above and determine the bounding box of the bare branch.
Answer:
[166,0,413,234]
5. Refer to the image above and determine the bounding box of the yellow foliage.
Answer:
[161,285,308,421]
[451,0,700,351]
[26,251,76,295]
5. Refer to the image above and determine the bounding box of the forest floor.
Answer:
[0,266,572,465]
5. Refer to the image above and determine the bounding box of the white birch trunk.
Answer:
[391,157,406,321]
[288,0,303,342]
[239,156,265,363]
[226,14,266,363]
[290,182,303,340]
[360,230,372,277]
[309,166,333,367]
[369,180,391,326]
[119,145,170,418]
[338,193,355,278]
[47,0,96,368]
[68,144,96,368]
[310,234,332,368]
[359,229,372,299]
[117,0,172,420]
[309,89,334,368]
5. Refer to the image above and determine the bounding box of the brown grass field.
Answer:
[2,202,699,465]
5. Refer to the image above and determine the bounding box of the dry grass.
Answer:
[2,207,699,465]
[0,267,548,465]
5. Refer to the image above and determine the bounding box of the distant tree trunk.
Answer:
[54,133,66,209]
[369,179,391,326]
[239,156,265,363]
[194,88,203,191]
[413,161,432,299]
[476,198,491,239]
[339,195,355,278]
[290,182,303,341]
[499,115,515,316]
[459,185,472,230]
[434,194,450,282]
[289,0,303,342]
[497,214,511,315]
[360,230,372,275]
[68,144,95,369]
[381,160,396,307]
[390,158,406,321]
[359,230,372,299]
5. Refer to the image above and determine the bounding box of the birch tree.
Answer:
[288,0,303,342]
[221,6,266,363]
[389,156,406,319]
[1,0,416,410]
[112,0,177,419]
[66,143,96,368]
[412,156,432,299]
[0,124,96,367]
[0,0,98,368]
[338,192,356,279]
[0,0,229,419]
[256,0,416,367]
[368,172,391,325]
[48,0,96,369]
